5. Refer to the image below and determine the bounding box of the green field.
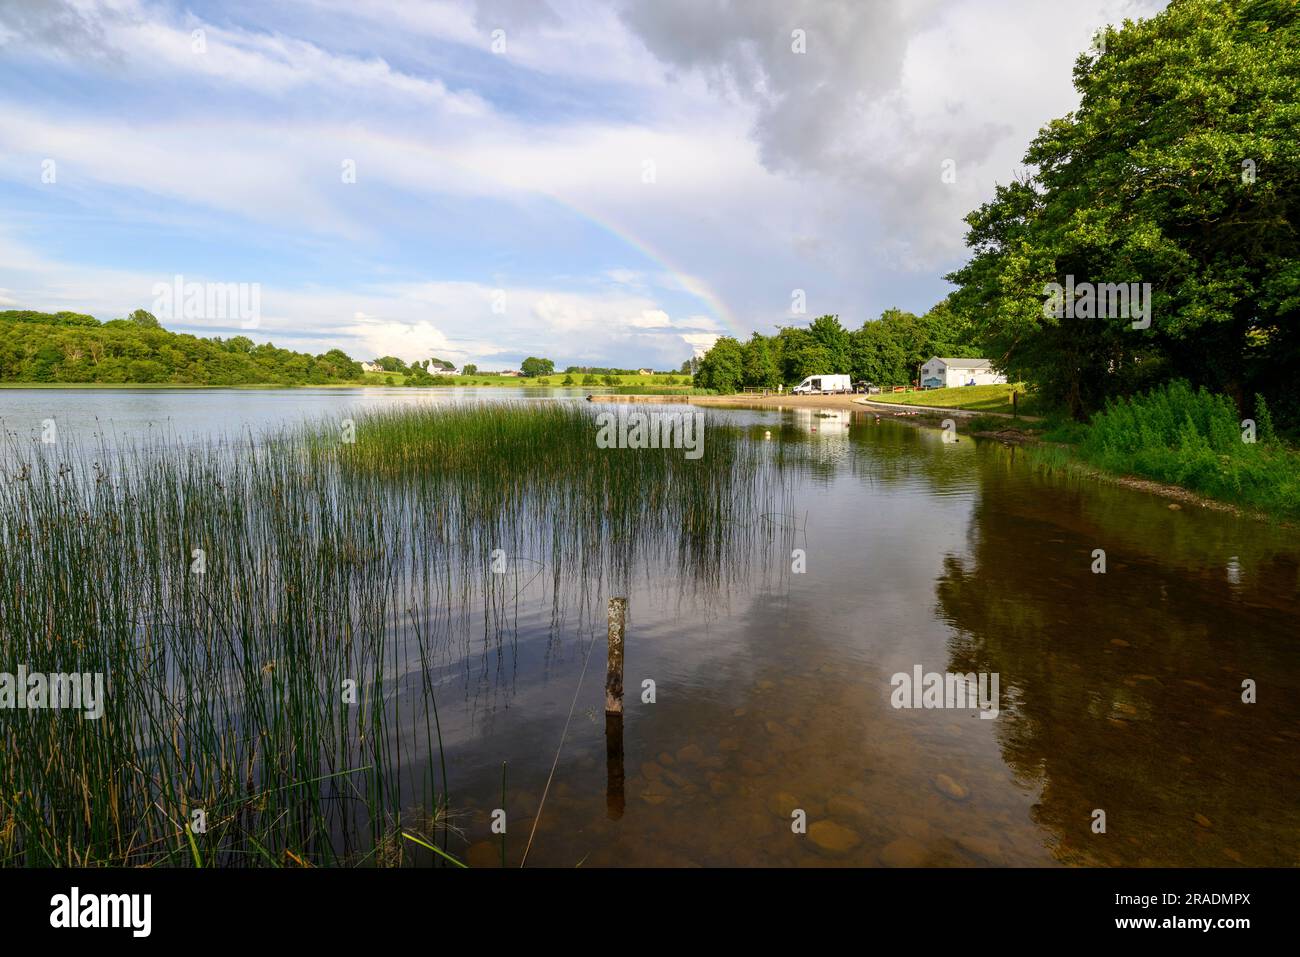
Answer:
[864,383,1038,416]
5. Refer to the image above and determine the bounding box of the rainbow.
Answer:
[556,196,747,342]
[372,131,749,344]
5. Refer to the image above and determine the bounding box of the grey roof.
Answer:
[930,357,993,369]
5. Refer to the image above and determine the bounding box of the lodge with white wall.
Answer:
[920,357,1006,389]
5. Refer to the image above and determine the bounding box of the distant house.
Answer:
[498,370,522,377]
[637,368,653,376]
[920,357,1006,389]
[360,361,382,373]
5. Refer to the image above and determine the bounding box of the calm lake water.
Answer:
[3,387,1297,867]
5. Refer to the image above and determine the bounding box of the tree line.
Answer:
[0,310,363,385]
[694,301,981,394]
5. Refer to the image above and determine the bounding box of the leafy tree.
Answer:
[128,309,160,328]
[850,318,909,386]
[462,363,479,376]
[520,356,555,377]
[741,333,780,388]
[695,336,744,392]
[806,315,851,373]
[947,0,1300,420]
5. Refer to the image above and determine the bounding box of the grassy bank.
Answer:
[864,383,1038,416]
[1024,382,1300,519]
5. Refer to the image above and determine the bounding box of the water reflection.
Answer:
[935,445,1300,866]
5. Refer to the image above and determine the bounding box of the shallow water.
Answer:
[4,389,1298,867]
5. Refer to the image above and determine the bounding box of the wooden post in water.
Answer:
[605,712,625,820]
[605,596,627,819]
[605,597,626,714]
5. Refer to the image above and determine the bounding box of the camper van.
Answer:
[791,374,853,395]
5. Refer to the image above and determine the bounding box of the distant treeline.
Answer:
[564,366,656,375]
[0,310,363,385]
[694,301,980,394]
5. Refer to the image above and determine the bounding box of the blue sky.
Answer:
[0,0,1163,369]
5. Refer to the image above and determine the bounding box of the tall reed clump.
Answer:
[0,401,789,866]
[1076,380,1300,517]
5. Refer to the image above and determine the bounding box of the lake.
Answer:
[2,387,1296,867]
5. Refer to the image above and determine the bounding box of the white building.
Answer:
[920,357,1006,389]
[360,361,382,373]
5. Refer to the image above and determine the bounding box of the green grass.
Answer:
[0,401,785,866]
[864,383,1039,416]
[1026,381,1300,518]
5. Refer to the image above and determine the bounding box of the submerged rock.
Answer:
[956,834,1004,863]
[676,743,705,764]
[826,795,872,822]
[808,821,861,854]
[767,791,802,819]
[932,773,970,801]
[880,836,928,867]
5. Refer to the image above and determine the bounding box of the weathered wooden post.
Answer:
[1012,390,1018,420]
[605,712,625,820]
[605,597,627,819]
[605,597,626,714]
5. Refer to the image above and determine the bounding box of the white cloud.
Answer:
[0,229,710,368]
[0,0,1174,357]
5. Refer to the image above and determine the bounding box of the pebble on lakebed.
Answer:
[879,836,929,867]
[932,773,971,801]
[808,821,862,854]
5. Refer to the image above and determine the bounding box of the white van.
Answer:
[792,374,852,395]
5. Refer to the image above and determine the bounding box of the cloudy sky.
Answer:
[0,0,1165,369]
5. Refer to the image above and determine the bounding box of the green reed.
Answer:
[0,401,788,866]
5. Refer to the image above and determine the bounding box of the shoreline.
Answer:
[5,384,1280,524]
[597,392,1277,524]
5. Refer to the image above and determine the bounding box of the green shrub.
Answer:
[1076,381,1300,517]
